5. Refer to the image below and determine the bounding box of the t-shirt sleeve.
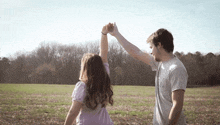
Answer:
[71,82,86,103]
[149,55,159,71]
[170,67,188,92]
[103,63,110,76]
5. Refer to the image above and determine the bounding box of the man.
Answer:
[109,23,188,125]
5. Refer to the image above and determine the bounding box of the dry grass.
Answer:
[0,84,219,125]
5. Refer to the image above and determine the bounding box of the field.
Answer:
[0,84,220,125]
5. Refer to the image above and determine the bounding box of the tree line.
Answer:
[0,41,220,87]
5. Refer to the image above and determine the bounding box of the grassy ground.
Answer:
[0,84,219,125]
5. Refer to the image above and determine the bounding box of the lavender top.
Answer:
[71,63,113,125]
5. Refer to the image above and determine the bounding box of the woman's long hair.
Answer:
[79,53,113,110]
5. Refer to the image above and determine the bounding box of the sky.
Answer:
[1,0,220,57]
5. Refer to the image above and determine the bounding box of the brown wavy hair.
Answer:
[79,53,113,110]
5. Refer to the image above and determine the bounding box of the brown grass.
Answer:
[0,84,219,125]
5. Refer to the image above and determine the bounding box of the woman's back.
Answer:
[72,81,113,125]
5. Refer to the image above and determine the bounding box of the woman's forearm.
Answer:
[64,101,82,125]
[100,34,108,63]
[64,112,76,125]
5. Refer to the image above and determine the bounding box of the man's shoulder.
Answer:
[168,57,186,72]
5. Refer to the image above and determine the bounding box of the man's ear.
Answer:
[158,42,163,49]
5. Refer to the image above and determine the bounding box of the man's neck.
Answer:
[160,52,174,62]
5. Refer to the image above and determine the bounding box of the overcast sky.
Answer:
[1,0,220,57]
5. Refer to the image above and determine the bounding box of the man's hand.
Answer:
[102,23,114,35]
[109,22,119,36]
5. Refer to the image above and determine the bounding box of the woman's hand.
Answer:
[102,23,114,35]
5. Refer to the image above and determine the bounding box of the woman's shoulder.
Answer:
[72,81,86,103]
[75,81,86,88]
[103,62,109,66]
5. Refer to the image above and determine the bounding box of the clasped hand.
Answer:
[102,22,118,36]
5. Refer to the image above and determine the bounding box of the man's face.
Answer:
[149,42,161,62]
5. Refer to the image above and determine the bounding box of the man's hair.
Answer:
[79,53,113,110]
[147,28,174,53]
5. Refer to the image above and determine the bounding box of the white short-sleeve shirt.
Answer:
[149,55,188,125]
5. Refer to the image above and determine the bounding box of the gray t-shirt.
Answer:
[71,63,113,125]
[149,56,188,125]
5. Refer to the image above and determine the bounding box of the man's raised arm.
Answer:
[109,22,151,65]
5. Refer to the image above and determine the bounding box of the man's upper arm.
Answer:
[170,66,187,106]
[136,51,158,71]
[170,67,188,92]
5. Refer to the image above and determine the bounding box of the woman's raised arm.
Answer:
[99,23,114,63]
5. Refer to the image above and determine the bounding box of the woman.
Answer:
[64,23,114,125]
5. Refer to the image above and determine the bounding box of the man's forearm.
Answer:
[168,105,182,125]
